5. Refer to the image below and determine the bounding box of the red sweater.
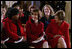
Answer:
[45,19,71,48]
[26,20,44,43]
[2,17,26,43]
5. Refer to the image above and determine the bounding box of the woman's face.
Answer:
[44,6,51,16]
[19,8,23,16]
[1,8,6,15]
[32,12,38,23]
[55,15,60,22]
[12,14,19,20]
[30,8,35,14]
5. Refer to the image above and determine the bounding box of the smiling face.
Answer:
[32,12,38,20]
[54,10,65,23]
[44,6,51,17]
[55,15,60,22]
[32,12,39,23]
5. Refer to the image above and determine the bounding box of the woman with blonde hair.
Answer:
[40,4,55,31]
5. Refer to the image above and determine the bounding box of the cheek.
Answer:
[17,15,19,18]
[17,7,20,10]
[55,16,58,21]
[32,15,34,20]
[44,10,50,15]
[34,16,38,20]
[15,15,19,19]
[48,10,50,13]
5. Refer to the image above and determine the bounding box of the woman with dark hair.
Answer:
[26,9,49,48]
[2,8,28,48]
[45,10,71,48]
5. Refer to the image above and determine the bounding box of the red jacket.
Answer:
[45,19,71,48]
[26,20,44,43]
[2,17,26,43]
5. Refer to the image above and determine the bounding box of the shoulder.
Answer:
[2,17,10,24]
[26,20,32,26]
[63,21,69,28]
[39,21,44,26]
[50,19,55,23]
[26,21,30,24]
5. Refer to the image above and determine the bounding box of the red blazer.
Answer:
[45,19,71,48]
[26,20,44,43]
[2,17,26,43]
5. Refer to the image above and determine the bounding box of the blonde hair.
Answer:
[42,4,55,16]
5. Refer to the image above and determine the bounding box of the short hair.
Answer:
[54,10,65,20]
[29,5,36,12]
[12,3,20,8]
[7,8,19,19]
[33,8,39,13]
[5,7,13,19]
[31,9,40,23]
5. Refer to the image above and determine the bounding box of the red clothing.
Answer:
[1,15,5,22]
[2,17,26,43]
[45,19,71,48]
[26,20,45,48]
[27,16,32,23]
[19,13,24,17]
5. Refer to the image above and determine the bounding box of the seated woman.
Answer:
[2,8,28,48]
[26,9,49,48]
[39,4,55,31]
[45,10,71,48]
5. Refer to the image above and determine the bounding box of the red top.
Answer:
[2,17,26,43]
[19,13,24,17]
[45,19,71,48]
[26,20,44,43]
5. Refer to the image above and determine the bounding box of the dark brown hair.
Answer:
[54,10,65,21]
[31,8,40,23]
[29,5,36,12]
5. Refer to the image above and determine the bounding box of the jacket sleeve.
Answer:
[20,27,27,40]
[19,21,27,40]
[39,23,44,37]
[63,24,71,48]
[26,22,37,41]
[45,23,54,39]
[5,22,19,41]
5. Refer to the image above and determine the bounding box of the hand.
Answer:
[37,36,43,40]
[1,40,5,44]
[19,36,22,39]
[22,36,26,42]
[19,36,26,42]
